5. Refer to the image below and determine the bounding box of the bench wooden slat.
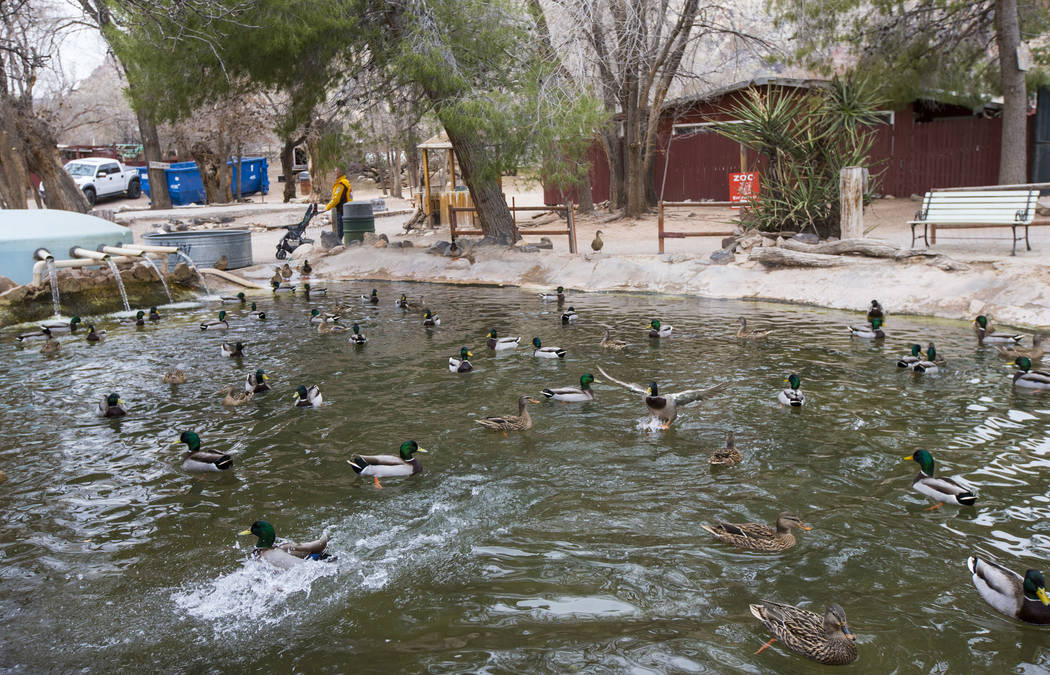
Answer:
[912,188,1040,255]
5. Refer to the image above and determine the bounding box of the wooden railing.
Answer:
[450,200,578,253]
[657,201,736,253]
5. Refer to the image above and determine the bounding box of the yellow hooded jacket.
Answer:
[324,175,353,212]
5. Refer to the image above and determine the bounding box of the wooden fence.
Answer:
[450,200,579,253]
[657,201,736,253]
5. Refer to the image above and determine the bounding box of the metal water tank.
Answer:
[142,230,253,270]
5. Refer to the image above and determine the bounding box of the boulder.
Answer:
[401,240,413,248]
[721,236,738,249]
[171,261,194,283]
[0,276,17,294]
[710,247,734,265]
[324,245,346,257]
[378,233,389,243]
[58,274,85,293]
[373,239,388,248]
[536,237,553,250]
[362,232,378,245]
[388,241,403,248]
[735,233,763,252]
[0,284,30,304]
[427,241,452,256]
[130,262,156,282]
[290,243,315,260]
[319,231,342,249]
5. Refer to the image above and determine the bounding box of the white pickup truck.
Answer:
[44,157,142,206]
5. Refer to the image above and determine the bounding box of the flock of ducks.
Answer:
[10,287,1050,665]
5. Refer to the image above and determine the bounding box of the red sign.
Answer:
[729,172,759,206]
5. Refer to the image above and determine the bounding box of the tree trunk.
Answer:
[443,125,516,244]
[406,131,420,196]
[576,171,593,213]
[0,125,30,209]
[191,141,226,204]
[280,136,297,202]
[136,109,172,209]
[996,0,1027,184]
[391,147,403,199]
[8,99,89,212]
[600,130,624,211]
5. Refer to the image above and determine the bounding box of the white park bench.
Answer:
[909,189,1039,256]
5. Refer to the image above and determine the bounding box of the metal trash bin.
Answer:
[298,171,311,197]
[342,202,375,244]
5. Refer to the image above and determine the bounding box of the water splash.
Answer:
[140,256,172,303]
[175,250,211,296]
[103,258,131,312]
[45,258,60,317]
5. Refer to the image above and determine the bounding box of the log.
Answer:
[781,237,898,257]
[754,238,969,271]
[749,247,870,267]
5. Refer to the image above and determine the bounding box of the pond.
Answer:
[1,282,1048,672]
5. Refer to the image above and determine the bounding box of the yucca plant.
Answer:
[713,75,884,238]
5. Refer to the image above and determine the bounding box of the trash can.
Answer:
[343,202,375,244]
[298,171,311,197]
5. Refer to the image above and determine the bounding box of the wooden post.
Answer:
[567,201,577,253]
[839,166,866,239]
[450,205,457,242]
[422,148,431,217]
[658,201,665,253]
[447,149,455,190]
[739,143,748,172]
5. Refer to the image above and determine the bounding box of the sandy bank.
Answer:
[233,241,1050,330]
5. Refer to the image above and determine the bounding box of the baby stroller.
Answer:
[276,204,317,260]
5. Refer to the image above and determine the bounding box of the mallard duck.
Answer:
[1012,356,1050,390]
[904,449,976,509]
[974,315,1022,344]
[561,307,579,324]
[85,325,105,342]
[736,317,772,339]
[248,302,266,320]
[539,286,565,303]
[531,337,566,358]
[148,307,161,322]
[395,294,409,308]
[486,329,519,350]
[300,260,313,276]
[362,289,379,304]
[591,230,604,252]
[778,374,806,407]
[239,520,332,570]
[303,283,326,300]
[41,316,81,333]
[406,295,426,310]
[40,337,61,355]
[541,373,597,402]
[648,319,672,338]
[96,392,126,417]
[317,317,348,334]
[749,601,857,665]
[309,308,339,324]
[220,341,245,358]
[271,280,295,294]
[217,384,254,406]
[348,323,367,344]
[996,333,1044,361]
[200,310,229,330]
[967,556,1050,624]
[423,310,441,327]
[245,369,270,393]
[270,269,284,286]
[897,343,923,369]
[449,347,473,372]
[702,512,810,551]
[867,299,885,323]
[293,384,323,407]
[476,395,539,434]
[598,324,627,350]
[174,431,232,472]
[709,431,743,466]
[347,440,427,488]
[163,368,187,384]
[913,343,944,374]
[122,310,146,326]
[221,292,246,304]
[849,317,885,339]
[280,263,293,279]
[597,366,728,427]
[16,327,51,343]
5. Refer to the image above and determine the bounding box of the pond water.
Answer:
[1,282,1049,672]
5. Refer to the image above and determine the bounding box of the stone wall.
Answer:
[0,261,202,326]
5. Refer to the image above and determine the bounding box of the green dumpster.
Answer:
[343,202,375,243]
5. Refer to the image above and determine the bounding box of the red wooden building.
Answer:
[545,77,1035,205]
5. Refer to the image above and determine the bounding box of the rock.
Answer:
[190,217,204,225]
[663,253,692,263]
[175,222,189,232]
[519,244,540,253]
[171,261,194,283]
[378,233,389,243]
[0,276,16,294]
[427,241,451,255]
[710,247,734,265]
[130,262,155,282]
[218,216,234,223]
[324,245,346,257]
[721,236,738,249]
[735,233,763,252]
[388,241,403,248]
[536,237,553,250]
[401,240,413,248]
[792,232,820,244]
[362,232,378,245]
[347,239,361,247]
[319,231,342,249]
[290,243,315,260]
[910,193,922,201]
[0,284,30,304]
[826,236,839,243]
[373,239,388,248]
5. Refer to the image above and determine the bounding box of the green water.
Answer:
[1,283,1049,672]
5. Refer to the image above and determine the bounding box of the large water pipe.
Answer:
[70,247,109,261]
[101,244,179,274]
[31,254,145,286]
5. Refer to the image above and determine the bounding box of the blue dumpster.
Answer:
[139,157,269,206]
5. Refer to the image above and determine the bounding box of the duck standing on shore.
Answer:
[591,230,604,252]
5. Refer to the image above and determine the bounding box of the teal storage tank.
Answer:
[0,210,133,285]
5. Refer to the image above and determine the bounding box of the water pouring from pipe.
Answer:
[175,250,212,297]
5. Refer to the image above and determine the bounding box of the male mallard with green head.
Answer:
[702,512,810,552]
[849,317,885,339]
[531,337,566,358]
[293,384,323,407]
[912,343,944,374]
[348,440,428,488]
[42,316,81,333]
[749,601,857,665]
[778,374,805,407]
[486,329,519,350]
[897,343,923,369]
[96,392,126,417]
[1012,356,1050,390]
[248,302,266,320]
[148,307,161,322]
[239,520,331,570]
[349,323,367,344]
[903,449,976,509]
[220,292,246,304]
[200,310,229,330]
[967,556,1050,624]
[245,369,270,393]
[362,288,379,304]
[974,315,1022,344]
[423,310,441,327]
[174,431,233,472]
[122,310,146,326]
[220,341,245,358]
[541,373,597,402]
[310,308,339,324]
[539,286,565,303]
[597,365,728,427]
[449,347,473,372]
[561,306,579,324]
[867,299,885,323]
[648,319,672,338]
[85,325,106,342]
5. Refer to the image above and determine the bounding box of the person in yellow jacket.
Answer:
[320,168,352,238]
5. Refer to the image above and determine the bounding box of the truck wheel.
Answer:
[83,187,96,206]
[126,180,141,199]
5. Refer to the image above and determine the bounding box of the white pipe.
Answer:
[118,243,179,254]
[35,248,54,261]
[32,255,142,286]
[100,245,145,257]
[70,247,109,261]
